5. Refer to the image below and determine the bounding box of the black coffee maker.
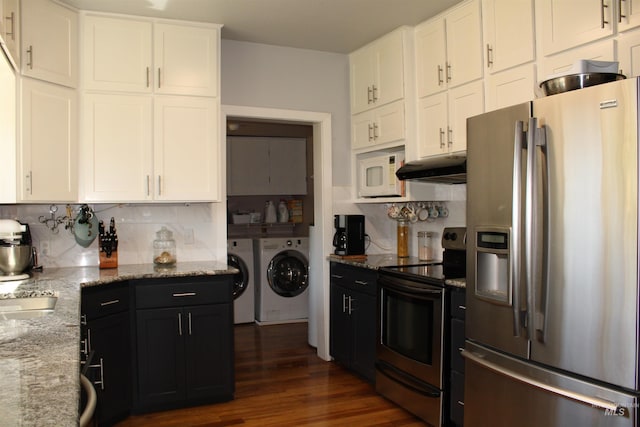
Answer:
[333,215,365,256]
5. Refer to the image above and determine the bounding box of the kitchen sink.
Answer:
[0,296,57,320]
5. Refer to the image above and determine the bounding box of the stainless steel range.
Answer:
[375,227,466,426]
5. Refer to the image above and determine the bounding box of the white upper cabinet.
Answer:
[417,80,484,158]
[0,48,15,203]
[21,0,78,88]
[618,0,640,31]
[1,0,20,68]
[153,96,219,201]
[485,63,536,111]
[351,99,405,150]
[350,28,405,114]
[536,0,614,56]
[83,15,220,97]
[416,0,483,98]
[19,78,77,202]
[82,16,153,92]
[82,94,219,202]
[154,23,219,97]
[81,93,153,201]
[482,0,535,73]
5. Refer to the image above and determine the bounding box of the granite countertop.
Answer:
[0,261,236,427]
[329,254,466,289]
[328,253,438,269]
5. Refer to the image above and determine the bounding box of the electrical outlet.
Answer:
[40,240,51,256]
[184,228,194,245]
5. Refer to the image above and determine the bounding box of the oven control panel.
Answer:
[442,227,467,251]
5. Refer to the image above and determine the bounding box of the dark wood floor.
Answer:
[116,322,425,426]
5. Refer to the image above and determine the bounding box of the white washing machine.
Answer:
[227,239,255,324]
[254,237,309,324]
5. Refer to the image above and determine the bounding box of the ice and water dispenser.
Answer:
[475,228,511,305]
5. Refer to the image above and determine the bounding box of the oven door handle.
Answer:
[379,277,444,298]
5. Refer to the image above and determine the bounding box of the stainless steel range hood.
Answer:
[395,155,466,184]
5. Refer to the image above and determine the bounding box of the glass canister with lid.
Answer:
[417,231,434,261]
[153,226,177,265]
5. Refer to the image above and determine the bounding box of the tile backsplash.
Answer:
[0,203,226,268]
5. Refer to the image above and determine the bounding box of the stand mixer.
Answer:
[0,220,35,281]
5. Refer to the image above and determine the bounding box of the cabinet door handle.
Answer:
[146,175,150,197]
[447,126,453,149]
[178,312,183,336]
[99,299,120,307]
[27,45,33,69]
[601,0,609,28]
[157,175,162,196]
[26,172,32,195]
[437,65,443,86]
[372,84,378,102]
[158,68,162,88]
[619,0,627,22]
[372,122,379,139]
[146,66,150,87]
[89,358,105,391]
[80,314,87,326]
[368,124,374,141]
[347,296,354,315]
[486,44,493,68]
[367,86,373,104]
[5,12,15,40]
[173,292,196,297]
[188,312,192,335]
[342,294,348,313]
[87,328,92,353]
[439,128,445,149]
[446,62,452,82]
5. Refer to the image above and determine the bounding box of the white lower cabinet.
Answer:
[19,77,77,202]
[82,93,219,202]
[417,80,484,158]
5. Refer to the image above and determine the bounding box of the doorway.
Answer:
[221,105,333,361]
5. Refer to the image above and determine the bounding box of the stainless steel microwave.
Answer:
[357,151,405,198]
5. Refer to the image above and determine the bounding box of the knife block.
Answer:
[99,250,118,269]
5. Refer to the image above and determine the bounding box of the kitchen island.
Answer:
[0,261,236,427]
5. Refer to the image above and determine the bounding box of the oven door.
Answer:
[377,273,444,388]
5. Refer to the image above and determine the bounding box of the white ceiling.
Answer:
[59,0,464,53]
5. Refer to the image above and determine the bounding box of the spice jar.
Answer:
[418,231,434,261]
[397,219,409,258]
[153,226,177,265]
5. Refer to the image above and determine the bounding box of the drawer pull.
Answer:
[331,274,344,279]
[458,305,466,310]
[457,400,465,406]
[173,292,196,297]
[100,299,120,307]
[354,280,368,285]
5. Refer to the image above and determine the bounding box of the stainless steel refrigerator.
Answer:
[464,77,640,426]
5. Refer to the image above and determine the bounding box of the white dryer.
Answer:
[227,239,255,324]
[254,237,309,324]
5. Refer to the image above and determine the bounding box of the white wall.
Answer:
[221,39,351,186]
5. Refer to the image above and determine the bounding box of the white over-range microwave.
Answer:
[358,151,405,198]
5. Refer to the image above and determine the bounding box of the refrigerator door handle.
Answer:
[525,118,547,339]
[461,349,622,413]
[511,120,526,337]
